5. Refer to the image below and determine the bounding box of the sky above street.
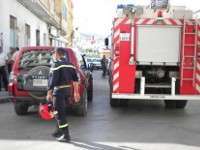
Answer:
[73,0,200,37]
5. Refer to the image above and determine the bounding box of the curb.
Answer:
[0,97,11,104]
[0,92,12,103]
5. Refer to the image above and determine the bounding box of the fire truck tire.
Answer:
[110,98,120,107]
[119,100,129,107]
[175,100,188,109]
[14,103,29,115]
[164,100,176,109]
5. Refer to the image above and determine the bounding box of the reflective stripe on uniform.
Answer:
[59,123,68,129]
[50,65,76,71]
[53,111,58,115]
[54,85,71,90]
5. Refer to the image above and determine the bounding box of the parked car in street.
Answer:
[86,57,102,70]
[8,46,93,116]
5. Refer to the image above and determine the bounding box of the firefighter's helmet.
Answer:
[39,103,54,120]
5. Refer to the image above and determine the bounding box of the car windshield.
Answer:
[20,50,52,68]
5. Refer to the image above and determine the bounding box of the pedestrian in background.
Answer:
[47,47,80,142]
[8,47,19,74]
[101,55,108,77]
[0,50,8,91]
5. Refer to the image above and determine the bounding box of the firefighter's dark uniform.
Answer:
[48,57,78,141]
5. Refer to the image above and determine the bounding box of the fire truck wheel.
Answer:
[164,100,176,109]
[110,98,120,107]
[14,103,29,115]
[119,100,129,107]
[175,100,188,109]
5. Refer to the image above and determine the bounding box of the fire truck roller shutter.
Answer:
[136,26,181,66]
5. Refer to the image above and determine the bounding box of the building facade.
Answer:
[0,0,68,59]
[66,0,74,47]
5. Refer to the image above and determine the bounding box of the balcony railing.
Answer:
[17,0,61,29]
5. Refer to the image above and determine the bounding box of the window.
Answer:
[50,0,55,14]
[36,29,40,46]
[10,15,18,48]
[43,33,47,46]
[25,24,31,46]
[62,4,67,21]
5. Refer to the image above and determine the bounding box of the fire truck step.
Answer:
[145,84,171,89]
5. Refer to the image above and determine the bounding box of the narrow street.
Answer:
[0,71,200,150]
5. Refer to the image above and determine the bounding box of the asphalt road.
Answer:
[1,71,200,150]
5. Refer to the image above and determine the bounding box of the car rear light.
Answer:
[9,72,17,83]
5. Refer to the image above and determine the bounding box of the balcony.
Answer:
[17,0,61,29]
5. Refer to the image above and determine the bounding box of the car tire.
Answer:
[87,78,93,102]
[176,100,188,109]
[14,103,29,115]
[76,89,87,116]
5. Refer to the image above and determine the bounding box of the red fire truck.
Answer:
[109,4,200,108]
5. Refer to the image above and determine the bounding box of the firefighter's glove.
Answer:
[46,90,53,102]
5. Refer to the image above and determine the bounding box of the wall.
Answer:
[0,0,49,57]
[66,0,74,47]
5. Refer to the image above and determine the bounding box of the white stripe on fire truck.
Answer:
[125,19,131,24]
[114,18,124,27]
[196,74,200,82]
[136,19,146,25]
[185,20,193,25]
[113,82,119,92]
[197,62,200,71]
[136,18,182,26]
[116,38,120,44]
[113,61,119,70]
[114,18,129,30]
[146,19,155,25]
[196,84,200,93]
[175,19,182,26]
[114,29,120,39]
[113,72,119,81]
[164,19,172,25]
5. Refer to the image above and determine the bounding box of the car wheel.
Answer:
[76,89,87,116]
[87,78,93,102]
[176,100,188,109]
[164,100,176,109]
[14,103,29,115]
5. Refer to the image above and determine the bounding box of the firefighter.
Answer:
[101,55,108,77]
[46,47,80,142]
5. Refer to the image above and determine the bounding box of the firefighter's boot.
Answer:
[52,127,62,138]
[56,127,71,142]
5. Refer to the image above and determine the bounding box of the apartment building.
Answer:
[0,0,68,59]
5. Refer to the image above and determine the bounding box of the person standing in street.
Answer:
[8,47,19,74]
[101,55,108,77]
[46,47,80,142]
[0,32,8,91]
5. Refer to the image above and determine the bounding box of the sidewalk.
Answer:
[0,91,11,103]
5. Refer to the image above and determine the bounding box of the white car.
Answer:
[86,58,102,70]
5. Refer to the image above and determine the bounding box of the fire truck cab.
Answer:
[110,3,200,108]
